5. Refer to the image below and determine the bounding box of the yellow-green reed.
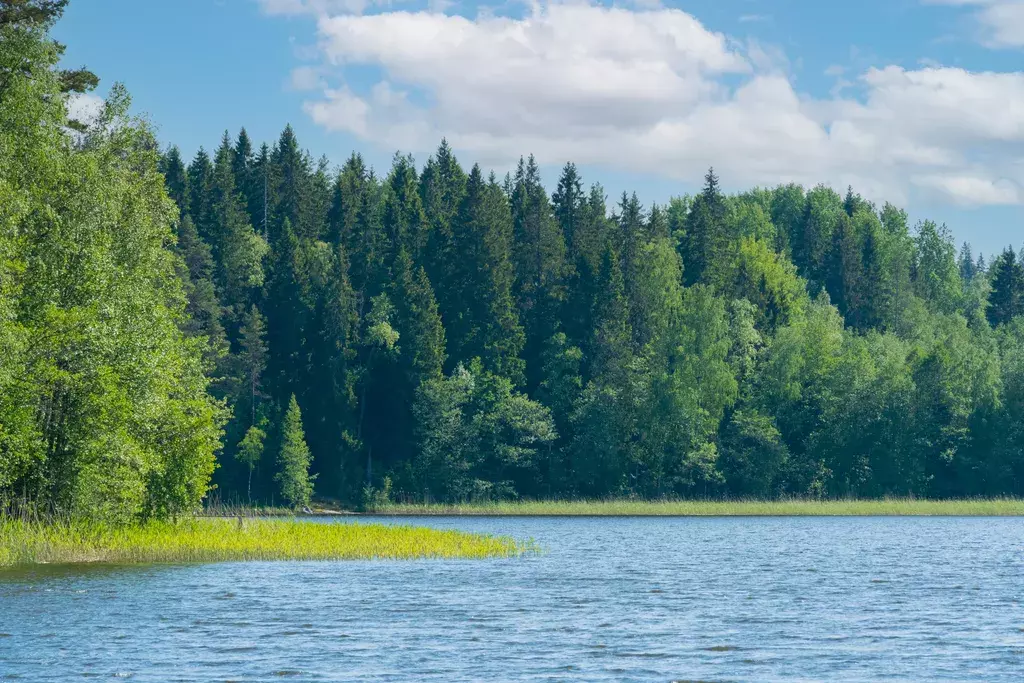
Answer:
[0,517,529,567]
[368,498,1024,516]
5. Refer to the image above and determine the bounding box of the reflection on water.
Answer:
[2,516,1023,682]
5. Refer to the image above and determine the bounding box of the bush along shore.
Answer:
[363,498,1024,516]
[0,517,529,568]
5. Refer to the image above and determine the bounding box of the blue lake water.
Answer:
[2,516,1023,681]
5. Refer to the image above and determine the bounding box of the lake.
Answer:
[2,516,1023,681]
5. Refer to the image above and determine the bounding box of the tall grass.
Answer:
[0,517,528,567]
[367,498,1024,516]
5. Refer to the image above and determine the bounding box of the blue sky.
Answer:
[54,0,1024,257]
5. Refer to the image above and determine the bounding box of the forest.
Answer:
[2,1,1024,522]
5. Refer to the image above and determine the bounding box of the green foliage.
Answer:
[276,395,314,508]
[0,18,224,523]
[235,424,266,502]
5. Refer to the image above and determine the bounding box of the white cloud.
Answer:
[289,65,325,90]
[914,173,1021,205]
[924,0,1024,48]
[276,1,1024,207]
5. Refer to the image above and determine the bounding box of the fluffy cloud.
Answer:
[925,0,1024,48]
[278,1,1024,207]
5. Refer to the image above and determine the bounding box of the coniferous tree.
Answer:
[552,162,586,263]
[304,243,360,498]
[449,165,526,380]
[276,395,314,508]
[422,139,467,313]
[959,242,977,283]
[270,124,313,241]
[160,146,189,218]
[511,155,567,389]
[824,212,864,327]
[231,128,260,225]
[328,153,368,246]
[682,168,727,286]
[211,133,267,325]
[987,247,1024,327]
[187,147,214,243]
[382,153,427,261]
[264,218,307,401]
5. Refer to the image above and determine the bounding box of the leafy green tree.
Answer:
[236,424,266,503]
[276,395,314,508]
[0,19,224,522]
[720,411,788,497]
[237,305,269,428]
[913,220,963,315]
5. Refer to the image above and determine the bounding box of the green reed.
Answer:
[0,517,529,567]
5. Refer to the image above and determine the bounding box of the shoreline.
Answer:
[357,498,1024,517]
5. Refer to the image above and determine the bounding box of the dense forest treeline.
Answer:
[2,2,1024,521]
[168,124,1024,504]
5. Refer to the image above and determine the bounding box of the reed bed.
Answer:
[0,517,528,567]
[368,498,1024,516]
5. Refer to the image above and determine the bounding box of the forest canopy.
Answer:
[2,0,1023,520]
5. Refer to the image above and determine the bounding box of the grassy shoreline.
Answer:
[364,498,1024,516]
[0,517,527,568]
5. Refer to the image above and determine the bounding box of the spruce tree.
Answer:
[588,241,632,383]
[552,162,585,262]
[682,168,727,286]
[211,133,267,324]
[187,147,214,244]
[510,155,567,389]
[447,165,526,380]
[824,212,864,327]
[382,153,427,261]
[328,153,368,246]
[231,128,258,223]
[987,247,1024,327]
[391,249,447,384]
[305,243,360,498]
[160,146,189,218]
[264,218,307,401]
[959,242,977,283]
[421,139,468,331]
[276,395,315,508]
[270,124,313,241]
